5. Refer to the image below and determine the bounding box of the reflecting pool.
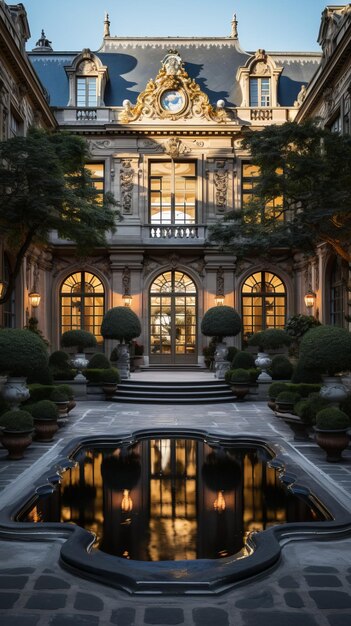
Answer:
[19,437,328,562]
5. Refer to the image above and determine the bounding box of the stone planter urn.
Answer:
[214,343,230,380]
[34,418,59,442]
[71,353,89,382]
[0,428,33,460]
[319,376,348,406]
[255,352,272,382]
[230,382,250,401]
[116,344,130,380]
[1,377,30,410]
[314,428,350,463]
[102,382,118,399]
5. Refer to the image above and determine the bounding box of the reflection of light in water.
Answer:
[121,489,133,512]
[213,491,226,512]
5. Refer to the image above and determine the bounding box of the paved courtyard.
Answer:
[0,374,351,625]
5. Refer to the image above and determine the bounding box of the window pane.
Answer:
[249,78,258,106]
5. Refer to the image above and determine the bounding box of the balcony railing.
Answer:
[149,224,199,239]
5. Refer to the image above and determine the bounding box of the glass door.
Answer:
[149,271,197,364]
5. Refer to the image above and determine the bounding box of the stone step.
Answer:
[111,394,236,404]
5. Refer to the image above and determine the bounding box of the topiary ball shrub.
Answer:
[232,350,255,369]
[270,355,294,380]
[88,353,111,369]
[227,346,238,363]
[101,307,142,342]
[50,389,69,403]
[101,368,120,384]
[276,390,301,405]
[61,330,97,352]
[315,407,350,430]
[299,325,351,375]
[0,329,49,377]
[0,409,34,431]
[49,351,71,368]
[249,328,291,351]
[201,306,241,340]
[294,392,328,426]
[291,358,323,384]
[268,382,290,400]
[30,400,58,420]
[228,368,251,383]
[56,385,74,400]
[26,365,54,385]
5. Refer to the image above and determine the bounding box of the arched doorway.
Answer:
[60,271,105,345]
[241,271,286,341]
[149,271,197,364]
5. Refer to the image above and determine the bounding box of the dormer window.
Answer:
[250,77,270,107]
[237,50,282,109]
[65,50,108,108]
[77,76,97,107]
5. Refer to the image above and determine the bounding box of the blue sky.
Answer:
[23,0,329,52]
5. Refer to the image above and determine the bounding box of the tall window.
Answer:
[76,77,97,107]
[241,163,283,219]
[330,258,345,327]
[85,163,104,203]
[250,77,270,107]
[149,161,196,224]
[60,271,104,344]
[241,271,286,338]
[2,254,15,328]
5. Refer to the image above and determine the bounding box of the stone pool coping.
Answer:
[1,427,351,596]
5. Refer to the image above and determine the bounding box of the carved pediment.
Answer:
[120,50,230,124]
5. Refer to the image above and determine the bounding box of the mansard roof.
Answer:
[28,37,321,109]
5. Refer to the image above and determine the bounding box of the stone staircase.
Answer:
[111,379,236,404]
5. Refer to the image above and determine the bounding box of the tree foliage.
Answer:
[0,128,121,304]
[208,120,351,262]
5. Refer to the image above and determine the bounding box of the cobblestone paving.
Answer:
[0,394,351,625]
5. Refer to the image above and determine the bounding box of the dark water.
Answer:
[20,438,328,561]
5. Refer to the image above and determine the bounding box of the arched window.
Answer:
[60,271,105,344]
[241,271,286,338]
[149,270,197,363]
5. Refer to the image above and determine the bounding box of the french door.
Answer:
[149,271,197,364]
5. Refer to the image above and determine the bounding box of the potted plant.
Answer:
[101,368,120,398]
[101,307,142,379]
[0,409,34,459]
[50,388,70,426]
[61,330,97,381]
[56,384,76,413]
[225,368,251,401]
[299,325,351,405]
[314,407,350,462]
[275,390,301,414]
[30,399,59,442]
[201,306,242,379]
[0,329,49,409]
[249,329,291,382]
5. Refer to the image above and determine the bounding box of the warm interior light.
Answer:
[215,295,225,306]
[29,291,41,308]
[304,289,316,309]
[122,294,133,307]
[213,490,226,511]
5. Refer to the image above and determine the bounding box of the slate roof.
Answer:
[28,38,321,109]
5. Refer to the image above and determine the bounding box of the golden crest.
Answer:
[120,51,230,124]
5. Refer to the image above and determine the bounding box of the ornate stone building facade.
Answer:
[2,5,351,364]
[0,1,56,330]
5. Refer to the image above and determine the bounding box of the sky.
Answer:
[22,0,330,53]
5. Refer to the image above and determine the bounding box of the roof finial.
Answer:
[231,13,238,39]
[104,12,110,37]
[32,29,53,52]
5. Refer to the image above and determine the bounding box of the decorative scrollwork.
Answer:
[120,50,230,124]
